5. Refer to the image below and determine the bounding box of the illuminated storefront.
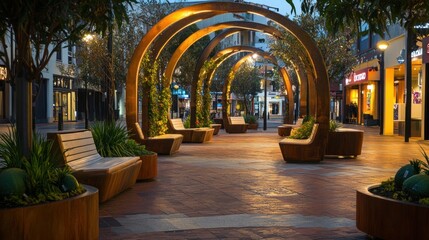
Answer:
[0,65,7,121]
[382,35,424,137]
[53,75,76,121]
[344,65,380,125]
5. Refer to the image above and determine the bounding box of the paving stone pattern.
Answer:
[99,125,428,239]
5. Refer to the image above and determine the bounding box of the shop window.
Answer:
[56,44,62,62]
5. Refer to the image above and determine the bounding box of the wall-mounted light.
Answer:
[367,84,373,91]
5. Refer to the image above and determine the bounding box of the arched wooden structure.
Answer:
[164,21,282,82]
[126,2,329,150]
[198,45,294,125]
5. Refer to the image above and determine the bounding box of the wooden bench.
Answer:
[225,116,248,133]
[210,123,222,135]
[278,118,303,136]
[168,118,214,143]
[279,123,325,163]
[325,128,364,157]
[132,122,183,155]
[48,130,142,203]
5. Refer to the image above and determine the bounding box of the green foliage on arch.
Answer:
[139,52,170,137]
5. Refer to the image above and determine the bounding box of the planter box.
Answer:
[326,128,363,157]
[138,154,158,180]
[0,185,99,240]
[247,123,258,130]
[356,185,429,239]
[210,124,221,135]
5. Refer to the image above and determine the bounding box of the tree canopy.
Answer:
[300,0,429,37]
[0,0,134,156]
[231,62,262,115]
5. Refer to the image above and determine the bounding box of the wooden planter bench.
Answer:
[325,128,363,157]
[278,123,325,163]
[132,122,183,155]
[225,116,248,133]
[48,130,142,203]
[277,118,303,136]
[210,123,221,135]
[168,118,214,143]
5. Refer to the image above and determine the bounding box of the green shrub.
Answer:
[288,117,315,139]
[371,146,429,205]
[90,121,154,157]
[329,120,342,132]
[0,128,85,208]
[244,115,257,124]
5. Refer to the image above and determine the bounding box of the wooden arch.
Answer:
[197,45,294,125]
[126,2,329,143]
[164,21,282,81]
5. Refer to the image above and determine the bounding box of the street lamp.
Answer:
[82,33,94,129]
[376,39,389,135]
[171,82,179,118]
[252,53,269,131]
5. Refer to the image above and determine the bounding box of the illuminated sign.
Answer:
[345,68,372,86]
[354,72,367,82]
[411,48,422,58]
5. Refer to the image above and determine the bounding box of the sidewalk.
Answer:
[98,124,426,239]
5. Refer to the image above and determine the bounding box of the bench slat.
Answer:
[65,149,100,162]
[229,117,246,125]
[170,118,186,130]
[61,138,95,150]
[59,131,93,141]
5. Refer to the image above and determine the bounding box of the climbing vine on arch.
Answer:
[197,59,217,127]
[139,52,170,137]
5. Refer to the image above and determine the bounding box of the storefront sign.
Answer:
[411,48,422,58]
[345,68,369,86]
[423,37,429,64]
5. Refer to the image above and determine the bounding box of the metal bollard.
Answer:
[58,106,63,131]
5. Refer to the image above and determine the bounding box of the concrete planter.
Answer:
[0,185,99,240]
[356,185,429,239]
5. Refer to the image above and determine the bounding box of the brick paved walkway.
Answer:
[99,125,428,239]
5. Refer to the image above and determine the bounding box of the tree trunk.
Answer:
[15,30,33,158]
[105,27,115,122]
[15,70,32,158]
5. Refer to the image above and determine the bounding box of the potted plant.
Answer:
[244,115,258,130]
[287,116,315,139]
[90,121,158,180]
[356,147,429,239]
[0,128,98,239]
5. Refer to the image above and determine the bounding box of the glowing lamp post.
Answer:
[82,34,94,129]
[376,39,389,135]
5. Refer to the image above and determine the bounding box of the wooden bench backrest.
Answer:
[229,116,246,125]
[57,131,103,168]
[307,123,319,143]
[170,118,186,130]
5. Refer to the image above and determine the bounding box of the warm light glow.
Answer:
[82,34,94,43]
[376,40,389,51]
[367,84,373,91]
[252,53,259,59]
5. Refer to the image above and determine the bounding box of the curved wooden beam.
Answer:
[165,21,282,84]
[126,2,329,143]
[199,45,295,125]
